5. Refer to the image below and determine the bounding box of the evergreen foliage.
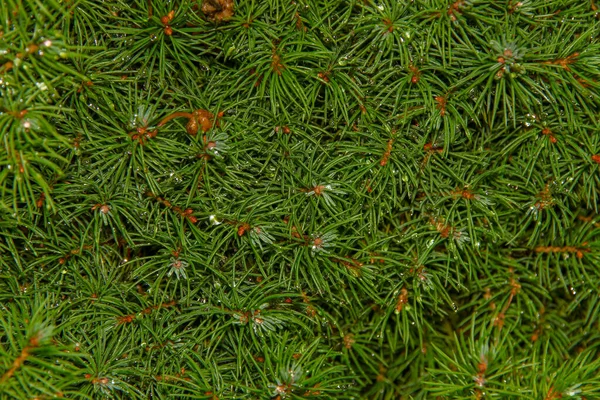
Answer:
[1,0,600,398]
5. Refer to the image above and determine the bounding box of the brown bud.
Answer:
[186,118,198,135]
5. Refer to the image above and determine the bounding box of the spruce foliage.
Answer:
[1,0,600,398]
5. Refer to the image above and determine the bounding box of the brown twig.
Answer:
[0,332,44,383]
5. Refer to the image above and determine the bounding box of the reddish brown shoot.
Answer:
[0,61,14,74]
[294,12,306,31]
[116,300,177,325]
[249,68,263,87]
[535,244,590,259]
[534,184,554,211]
[448,0,466,21]
[196,134,218,160]
[474,353,488,388]
[59,245,93,265]
[301,291,317,317]
[313,236,323,247]
[85,376,111,385]
[237,222,251,236]
[409,65,421,84]
[299,184,326,196]
[317,71,330,83]
[577,215,600,228]
[541,127,557,143]
[161,10,175,35]
[369,252,385,264]
[77,80,93,93]
[36,192,46,208]
[130,126,157,145]
[430,217,452,238]
[543,52,579,71]
[91,203,110,214]
[435,95,447,116]
[271,51,285,76]
[331,257,363,276]
[343,333,355,349]
[382,18,394,33]
[531,324,543,342]
[451,187,476,200]
[302,383,322,397]
[376,364,387,382]
[395,288,409,312]
[155,367,190,382]
[508,1,524,14]
[424,143,443,153]
[160,10,175,25]
[0,331,44,383]
[380,139,394,166]
[7,109,28,119]
[544,387,562,400]
[274,125,291,134]
[145,192,197,223]
[157,112,194,127]
[241,16,254,28]
[157,109,221,135]
[493,278,521,330]
[201,0,235,22]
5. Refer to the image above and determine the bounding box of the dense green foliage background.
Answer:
[2,0,600,398]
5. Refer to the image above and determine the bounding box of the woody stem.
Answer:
[157,112,194,127]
